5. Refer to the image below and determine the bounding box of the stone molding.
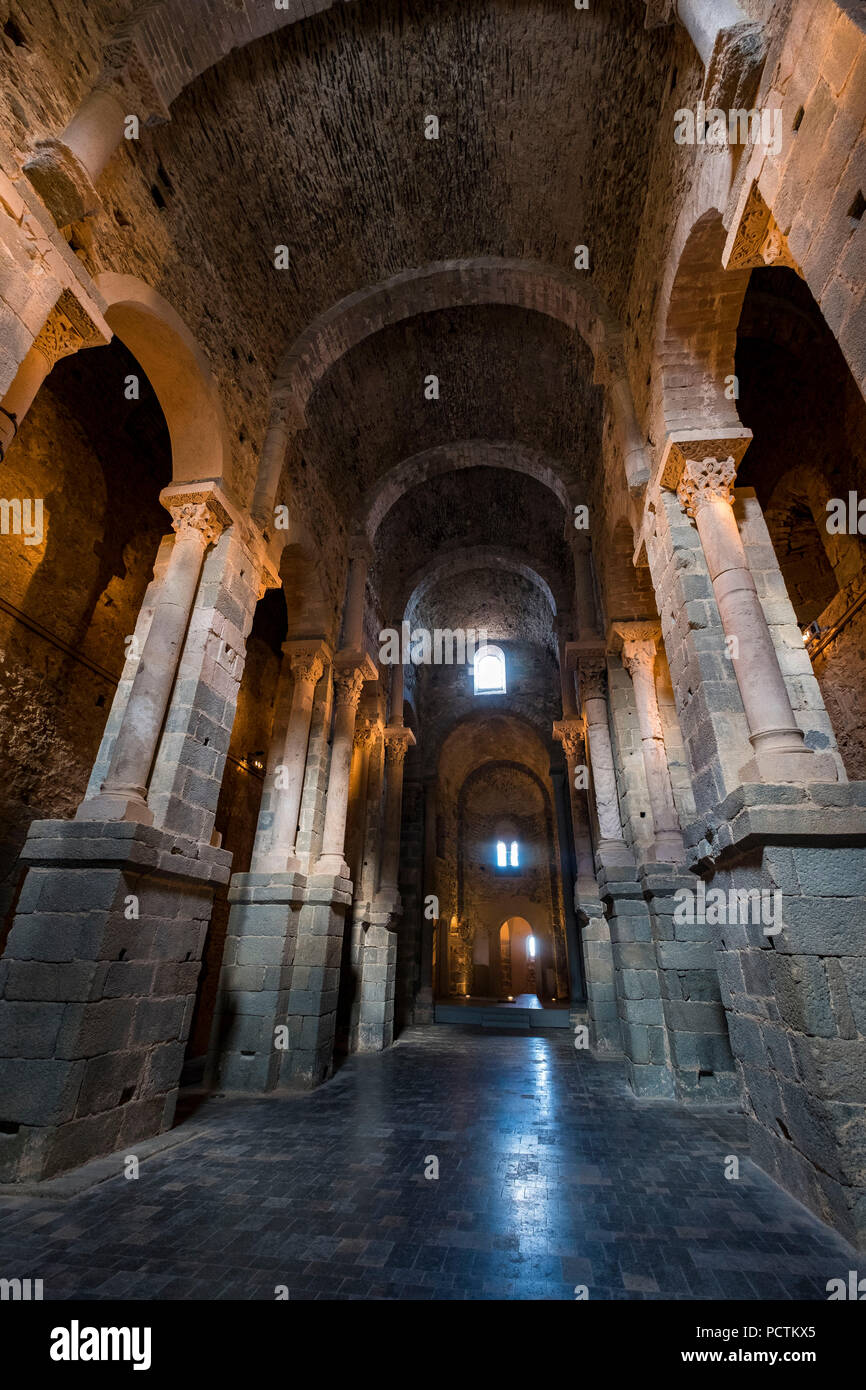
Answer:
[658,429,752,491]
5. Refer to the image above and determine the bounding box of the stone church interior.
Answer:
[0,0,865,1316]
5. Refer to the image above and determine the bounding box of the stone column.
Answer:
[348,718,377,890]
[315,661,370,879]
[77,492,228,824]
[378,726,416,907]
[23,31,169,227]
[251,642,328,875]
[579,658,631,864]
[341,536,373,650]
[570,532,600,640]
[390,654,405,726]
[677,456,835,784]
[548,760,585,1003]
[613,622,684,862]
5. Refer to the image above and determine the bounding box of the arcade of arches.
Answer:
[0,0,865,1259]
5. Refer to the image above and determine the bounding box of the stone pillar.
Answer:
[341,537,373,651]
[346,718,377,891]
[676,456,836,784]
[23,30,169,227]
[554,716,620,1054]
[77,492,229,825]
[613,622,684,862]
[579,658,631,863]
[390,655,405,726]
[253,643,328,875]
[315,661,371,880]
[378,727,416,907]
[580,659,673,1087]
[570,532,600,640]
[549,762,585,1004]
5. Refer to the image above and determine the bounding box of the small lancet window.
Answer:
[474,644,506,694]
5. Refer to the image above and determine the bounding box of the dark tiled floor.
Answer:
[0,1026,856,1300]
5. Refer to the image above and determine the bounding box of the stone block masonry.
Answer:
[0,819,229,1183]
[207,872,306,1093]
[685,782,866,1249]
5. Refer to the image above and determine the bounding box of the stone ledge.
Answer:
[685,783,866,869]
[228,871,308,904]
[20,819,232,886]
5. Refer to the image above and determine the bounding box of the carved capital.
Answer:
[334,667,366,712]
[168,500,226,547]
[553,718,585,763]
[384,725,416,764]
[725,183,802,276]
[612,621,661,677]
[290,652,325,687]
[659,430,751,490]
[677,456,737,518]
[32,289,107,370]
[579,659,608,704]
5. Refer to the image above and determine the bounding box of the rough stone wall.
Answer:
[0,345,169,927]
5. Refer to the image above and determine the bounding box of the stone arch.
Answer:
[93,273,232,489]
[600,514,658,625]
[363,440,573,540]
[253,258,626,518]
[658,208,751,441]
[402,546,560,623]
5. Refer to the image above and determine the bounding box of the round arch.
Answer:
[93,273,232,488]
[402,546,560,623]
[363,439,573,539]
[252,257,628,519]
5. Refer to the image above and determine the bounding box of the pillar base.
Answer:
[313,853,351,881]
[0,819,230,1184]
[748,746,839,786]
[347,909,398,1054]
[207,872,308,1093]
[280,872,352,1090]
[685,782,866,1249]
[74,788,153,825]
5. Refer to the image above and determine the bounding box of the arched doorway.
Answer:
[500,916,538,1000]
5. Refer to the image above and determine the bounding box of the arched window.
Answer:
[474,644,506,694]
[496,838,520,870]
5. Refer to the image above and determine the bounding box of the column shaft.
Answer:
[78,502,222,823]
[316,666,366,878]
[252,646,325,874]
